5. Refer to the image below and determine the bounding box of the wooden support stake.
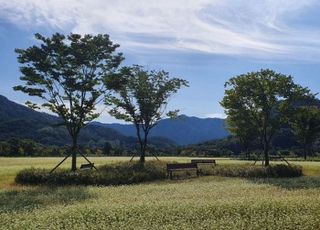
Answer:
[129,152,136,162]
[50,153,71,173]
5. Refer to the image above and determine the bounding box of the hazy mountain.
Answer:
[95,115,229,145]
[0,95,228,146]
[0,95,131,146]
[0,95,176,147]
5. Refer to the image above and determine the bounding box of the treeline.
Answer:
[0,138,177,157]
[181,135,320,159]
[0,139,61,156]
[0,139,119,157]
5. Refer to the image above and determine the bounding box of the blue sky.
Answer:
[1,0,320,123]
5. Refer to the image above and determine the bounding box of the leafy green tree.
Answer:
[105,65,188,163]
[221,69,309,166]
[226,113,258,159]
[8,138,23,156]
[21,140,36,156]
[14,33,123,171]
[290,105,320,160]
[103,142,113,155]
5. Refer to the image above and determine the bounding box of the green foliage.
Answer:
[105,65,188,163]
[205,164,302,178]
[290,105,320,159]
[15,161,167,186]
[14,33,123,170]
[226,114,257,157]
[14,33,123,128]
[103,142,113,155]
[0,138,61,157]
[15,161,302,186]
[221,69,311,166]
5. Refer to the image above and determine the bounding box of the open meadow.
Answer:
[1,157,320,229]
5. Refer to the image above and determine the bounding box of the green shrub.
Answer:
[15,161,167,186]
[202,164,302,178]
[15,161,302,186]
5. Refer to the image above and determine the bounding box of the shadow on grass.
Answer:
[248,176,320,190]
[0,186,94,212]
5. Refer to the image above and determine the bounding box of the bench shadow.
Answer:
[248,176,320,190]
[0,186,95,212]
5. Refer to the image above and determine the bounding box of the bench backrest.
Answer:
[269,156,282,159]
[191,159,216,164]
[80,163,94,169]
[167,163,197,170]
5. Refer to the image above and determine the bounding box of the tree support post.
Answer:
[149,151,160,161]
[50,153,72,173]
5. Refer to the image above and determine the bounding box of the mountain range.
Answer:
[95,116,228,145]
[0,95,229,146]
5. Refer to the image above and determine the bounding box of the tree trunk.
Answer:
[303,144,307,161]
[140,142,145,164]
[139,131,148,164]
[264,141,270,166]
[71,137,78,171]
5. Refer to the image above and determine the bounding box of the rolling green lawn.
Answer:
[1,157,320,229]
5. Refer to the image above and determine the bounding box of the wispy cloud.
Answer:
[204,113,227,119]
[1,0,320,60]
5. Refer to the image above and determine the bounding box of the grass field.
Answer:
[1,157,320,229]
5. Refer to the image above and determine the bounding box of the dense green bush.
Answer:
[202,164,302,178]
[15,161,167,186]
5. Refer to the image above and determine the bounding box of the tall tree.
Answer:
[105,65,188,163]
[290,105,320,160]
[14,33,123,171]
[221,69,309,166]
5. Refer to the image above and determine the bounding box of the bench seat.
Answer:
[167,163,199,179]
[80,163,94,170]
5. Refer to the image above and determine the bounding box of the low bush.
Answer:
[15,161,303,186]
[15,161,167,186]
[202,164,302,178]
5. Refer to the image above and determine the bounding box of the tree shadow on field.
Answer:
[0,186,95,212]
[248,176,320,190]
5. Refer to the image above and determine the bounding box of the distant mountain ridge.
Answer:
[95,115,229,145]
[0,95,229,146]
[0,95,135,146]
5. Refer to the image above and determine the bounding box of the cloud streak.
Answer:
[1,0,320,60]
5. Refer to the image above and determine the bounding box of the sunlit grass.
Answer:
[1,157,320,229]
[1,156,319,188]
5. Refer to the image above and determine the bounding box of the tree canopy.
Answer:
[221,69,310,166]
[14,33,123,170]
[225,111,258,158]
[290,104,320,160]
[105,65,188,163]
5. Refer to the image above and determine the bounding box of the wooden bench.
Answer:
[80,163,94,170]
[191,159,216,165]
[167,163,199,180]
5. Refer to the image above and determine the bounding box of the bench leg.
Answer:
[170,171,173,180]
